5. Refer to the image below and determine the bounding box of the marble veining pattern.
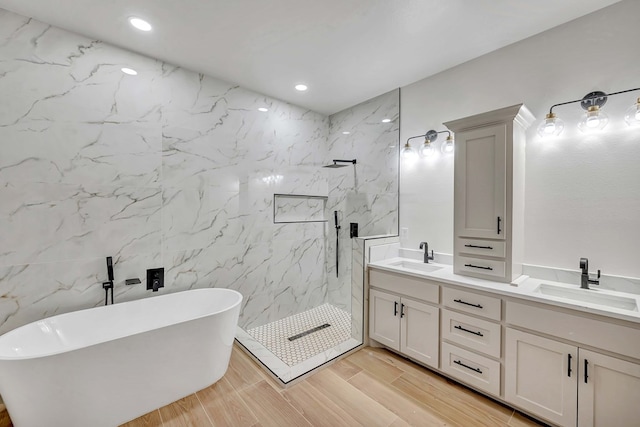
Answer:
[0,6,400,358]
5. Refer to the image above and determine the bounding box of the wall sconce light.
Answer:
[403,130,454,160]
[538,87,640,137]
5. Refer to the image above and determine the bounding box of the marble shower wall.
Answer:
[0,9,331,333]
[326,90,400,311]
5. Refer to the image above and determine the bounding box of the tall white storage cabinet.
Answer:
[445,104,535,282]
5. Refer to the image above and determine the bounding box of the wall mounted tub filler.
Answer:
[102,256,114,305]
[419,241,435,264]
[579,258,601,290]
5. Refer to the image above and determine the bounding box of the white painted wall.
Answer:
[400,0,640,278]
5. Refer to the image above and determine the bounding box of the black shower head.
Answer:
[323,159,357,168]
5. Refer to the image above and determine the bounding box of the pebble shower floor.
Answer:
[246,303,351,366]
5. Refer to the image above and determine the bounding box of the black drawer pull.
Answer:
[465,263,493,271]
[497,216,502,234]
[454,325,484,337]
[568,354,572,377]
[400,303,405,318]
[584,359,589,384]
[394,301,398,316]
[464,244,494,250]
[453,299,483,309]
[454,360,482,374]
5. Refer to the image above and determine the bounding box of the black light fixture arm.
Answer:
[549,87,640,114]
[406,129,452,144]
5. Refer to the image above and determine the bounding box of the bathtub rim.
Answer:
[0,288,242,361]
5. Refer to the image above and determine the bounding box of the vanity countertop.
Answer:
[368,257,640,325]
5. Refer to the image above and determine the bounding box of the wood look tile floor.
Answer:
[0,345,546,427]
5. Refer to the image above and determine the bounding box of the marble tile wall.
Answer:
[0,9,400,335]
[0,9,333,333]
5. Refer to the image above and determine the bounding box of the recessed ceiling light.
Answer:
[129,17,152,32]
[342,131,351,135]
[258,107,269,112]
[121,67,138,76]
[381,118,392,123]
[295,84,308,92]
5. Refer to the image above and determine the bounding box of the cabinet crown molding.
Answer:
[444,104,535,132]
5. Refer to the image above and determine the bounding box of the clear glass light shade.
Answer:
[401,142,417,161]
[578,106,608,133]
[624,98,640,127]
[419,139,435,157]
[441,136,454,154]
[537,113,564,137]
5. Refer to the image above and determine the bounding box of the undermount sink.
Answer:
[387,260,443,273]
[535,283,638,312]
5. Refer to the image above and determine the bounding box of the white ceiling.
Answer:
[0,0,622,115]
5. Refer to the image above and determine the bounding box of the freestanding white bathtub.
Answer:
[0,288,242,427]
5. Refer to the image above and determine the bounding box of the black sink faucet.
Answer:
[579,257,601,290]
[103,256,114,305]
[419,242,435,264]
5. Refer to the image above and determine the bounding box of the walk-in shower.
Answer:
[234,89,400,384]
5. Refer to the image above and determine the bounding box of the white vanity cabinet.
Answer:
[369,270,440,369]
[440,287,503,396]
[445,104,535,282]
[505,301,640,427]
[578,349,640,427]
[505,328,578,427]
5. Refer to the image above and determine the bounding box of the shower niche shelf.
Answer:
[273,193,328,224]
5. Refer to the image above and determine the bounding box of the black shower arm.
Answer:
[406,130,451,144]
[332,159,357,164]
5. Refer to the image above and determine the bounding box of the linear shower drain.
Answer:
[287,323,331,341]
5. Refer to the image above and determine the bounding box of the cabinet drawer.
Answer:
[458,238,505,258]
[441,342,501,396]
[369,269,439,304]
[506,301,640,360]
[456,255,506,279]
[442,287,502,321]
[442,310,501,358]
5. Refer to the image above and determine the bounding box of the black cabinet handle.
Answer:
[394,301,398,316]
[465,263,494,271]
[454,325,484,337]
[464,244,494,250]
[584,359,589,383]
[454,360,482,374]
[568,354,572,377]
[453,299,483,309]
[497,216,502,234]
[400,303,405,318]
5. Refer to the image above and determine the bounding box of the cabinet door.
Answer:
[369,289,400,351]
[454,124,507,239]
[400,298,439,369]
[578,349,640,427]
[505,328,577,427]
